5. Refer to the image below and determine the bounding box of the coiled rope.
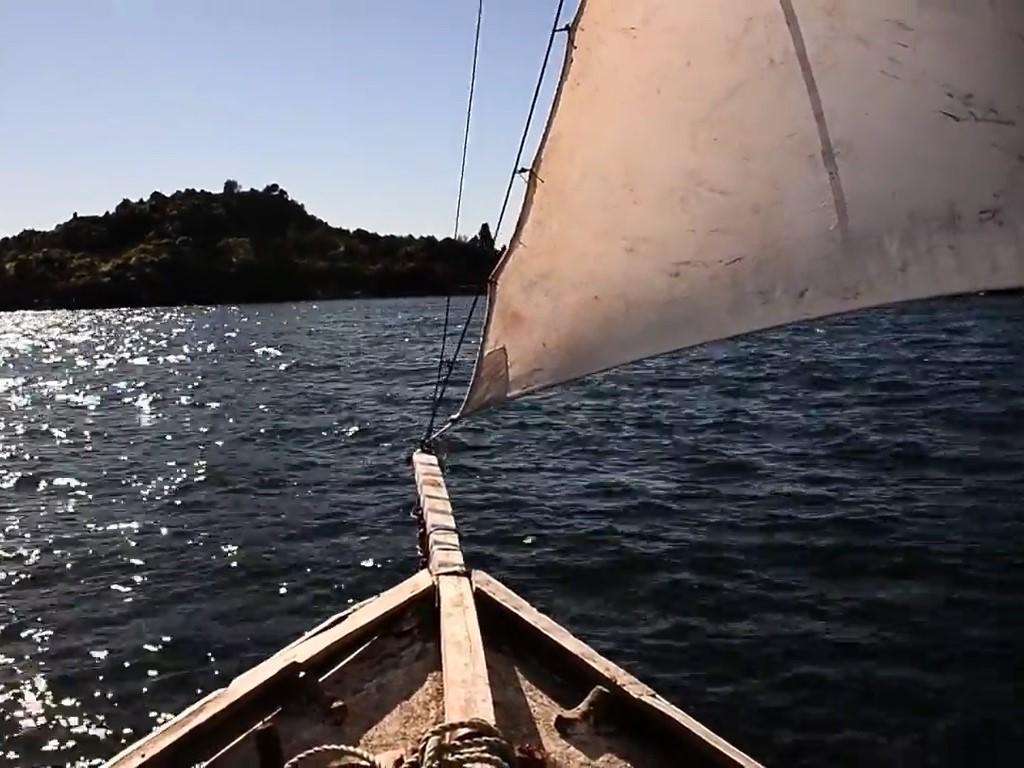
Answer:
[283,742,380,767]
[282,719,515,768]
[407,719,516,768]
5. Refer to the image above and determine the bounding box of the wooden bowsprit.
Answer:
[412,450,496,725]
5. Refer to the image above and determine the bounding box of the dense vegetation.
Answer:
[0,181,499,310]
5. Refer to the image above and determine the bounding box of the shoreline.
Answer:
[0,184,499,314]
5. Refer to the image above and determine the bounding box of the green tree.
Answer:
[476,222,495,252]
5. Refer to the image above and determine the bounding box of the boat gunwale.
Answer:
[472,569,763,768]
[103,569,435,768]
[103,567,761,768]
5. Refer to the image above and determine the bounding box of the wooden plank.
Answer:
[438,573,495,723]
[411,450,446,506]
[194,633,387,768]
[412,451,494,723]
[287,572,432,669]
[472,570,763,768]
[412,450,465,575]
[276,596,372,656]
[105,569,434,768]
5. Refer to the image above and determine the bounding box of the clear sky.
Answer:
[0,0,577,240]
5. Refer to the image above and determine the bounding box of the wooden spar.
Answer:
[437,575,494,723]
[412,450,464,575]
[412,450,495,724]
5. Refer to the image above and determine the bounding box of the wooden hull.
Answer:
[104,454,761,767]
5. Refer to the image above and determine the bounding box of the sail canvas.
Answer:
[457,0,1024,418]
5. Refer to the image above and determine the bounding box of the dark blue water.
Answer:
[1,296,1021,767]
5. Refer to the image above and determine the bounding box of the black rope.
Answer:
[453,0,483,245]
[493,0,568,241]
[430,293,481,420]
[424,0,484,442]
[423,0,569,445]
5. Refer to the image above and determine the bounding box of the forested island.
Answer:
[0,181,499,310]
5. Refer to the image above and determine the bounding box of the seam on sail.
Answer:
[778,0,850,244]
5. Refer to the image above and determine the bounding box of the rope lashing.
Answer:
[407,719,517,768]
[282,720,515,768]
[424,0,485,442]
[283,742,381,767]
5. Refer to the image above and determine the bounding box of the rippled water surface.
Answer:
[1,297,1022,767]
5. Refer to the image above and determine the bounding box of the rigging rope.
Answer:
[492,0,568,242]
[424,0,570,445]
[283,742,380,768]
[421,0,569,444]
[425,0,485,442]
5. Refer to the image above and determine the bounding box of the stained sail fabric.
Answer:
[458,0,1024,418]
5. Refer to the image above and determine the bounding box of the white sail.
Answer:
[458,0,1024,417]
